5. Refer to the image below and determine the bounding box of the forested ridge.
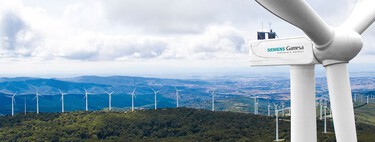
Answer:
[0,108,374,142]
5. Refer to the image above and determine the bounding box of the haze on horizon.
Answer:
[1,0,375,78]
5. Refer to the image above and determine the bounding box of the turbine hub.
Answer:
[313,28,363,66]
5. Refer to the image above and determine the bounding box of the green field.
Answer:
[0,107,375,142]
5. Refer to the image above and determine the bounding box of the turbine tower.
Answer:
[274,104,279,141]
[268,100,271,116]
[33,91,41,114]
[174,86,182,108]
[24,97,27,115]
[130,88,137,112]
[323,100,328,133]
[254,97,259,115]
[253,0,375,141]
[7,92,17,116]
[211,90,215,111]
[106,91,114,111]
[58,89,68,113]
[281,102,285,116]
[83,88,91,111]
[150,87,159,110]
[319,99,323,120]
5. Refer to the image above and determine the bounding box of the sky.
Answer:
[0,0,375,78]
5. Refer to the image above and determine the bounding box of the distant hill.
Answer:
[0,108,375,141]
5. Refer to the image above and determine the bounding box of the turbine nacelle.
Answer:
[249,28,363,67]
[249,36,317,66]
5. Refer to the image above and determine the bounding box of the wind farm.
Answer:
[0,75,375,141]
[1,0,375,141]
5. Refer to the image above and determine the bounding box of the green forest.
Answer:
[0,108,374,142]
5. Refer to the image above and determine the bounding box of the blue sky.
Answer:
[0,0,374,78]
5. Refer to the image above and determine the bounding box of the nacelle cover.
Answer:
[249,36,318,66]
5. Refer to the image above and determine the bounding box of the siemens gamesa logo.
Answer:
[267,46,304,52]
[267,47,285,52]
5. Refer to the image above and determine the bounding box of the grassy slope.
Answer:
[355,102,375,126]
[0,108,374,142]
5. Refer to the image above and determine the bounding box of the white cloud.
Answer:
[1,1,249,61]
[0,0,374,77]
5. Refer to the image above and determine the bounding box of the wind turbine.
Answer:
[323,100,328,133]
[274,104,280,141]
[129,88,137,112]
[149,87,159,110]
[7,92,17,116]
[268,100,271,116]
[211,90,215,111]
[33,91,41,114]
[281,102,285,116]
[366,95,369,104]
[106,91,115,111]
[319,99,323,120]
[174,86,182,108]
[254,97,259,115]
[253,0,375,141]
[58,89,68,113]
[83,87,92,111]
[24,97,26,115]
[354,93,357,102]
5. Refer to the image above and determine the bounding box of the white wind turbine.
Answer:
[253,0,375,141]
[33,91,42,114]
[281,102,285,116]
[319,99,323,120]
[268,100,271,116]
[149,87,159,110]
[106,91,115,111]
[174,86,182,108]
[211,90,215,111]
[24,97,27,115]
[83,87,92,111]
[323,99,328,134]
[254,97,259,115]
[7,92,17,116]
[58,89,68,113]
[129,88,137,112]
[274,104,280,141]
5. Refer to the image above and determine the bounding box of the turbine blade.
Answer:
[149,87,155,92]
[342,0,375,34]
[132,87,137,94]
[58,89,63,94]
[325,63,357,141]
[256,0,334,46]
